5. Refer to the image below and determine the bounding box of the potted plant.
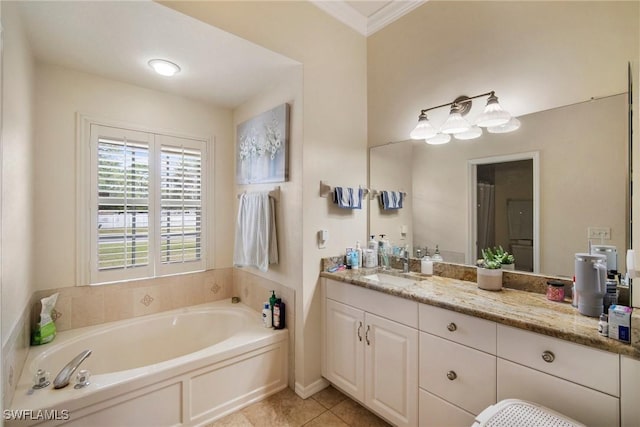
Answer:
[476,249,504,291]
[484,246,516,270]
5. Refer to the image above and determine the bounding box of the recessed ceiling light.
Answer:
[148,59,181,77]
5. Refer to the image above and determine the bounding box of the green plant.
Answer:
[478,246,514,269]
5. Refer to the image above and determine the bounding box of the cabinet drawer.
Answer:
[498,358,619,427]
[420,332,496,415]
[419,388,475,427]
[419,304,496,354]
[497,324,619,396]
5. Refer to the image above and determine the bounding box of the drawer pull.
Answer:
[446,371,457,381]
[365,325,371,346]
[541,350,555,363]
[357,322,363,342]
[447,322,457,332]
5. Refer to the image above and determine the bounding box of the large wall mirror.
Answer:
[369,93,629,278]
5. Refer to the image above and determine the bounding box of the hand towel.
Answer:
[233,192,278,272]
[380,191,404,210]
[333,187,363,209]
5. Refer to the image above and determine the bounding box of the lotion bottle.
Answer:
[262,302,273,328]
[355,241,363,268]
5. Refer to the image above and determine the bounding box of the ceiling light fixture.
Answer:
[148,59,181,77]
[410,91,518,144]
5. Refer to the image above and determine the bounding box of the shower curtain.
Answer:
[477,182,495,257]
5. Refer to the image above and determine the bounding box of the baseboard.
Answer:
[294,377,329,399]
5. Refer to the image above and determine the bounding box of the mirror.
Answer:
[369,93,628,277]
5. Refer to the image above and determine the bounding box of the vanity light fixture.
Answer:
[148,59,181,77]
[410,91,517,144]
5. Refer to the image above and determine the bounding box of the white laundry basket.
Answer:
[472,399,586,427]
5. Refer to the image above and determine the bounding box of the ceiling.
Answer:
[17,1,300,109]
[311,0,425,36]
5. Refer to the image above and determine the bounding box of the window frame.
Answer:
[77,114,213,286]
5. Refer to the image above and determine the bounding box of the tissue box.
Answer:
[608,305,632,343]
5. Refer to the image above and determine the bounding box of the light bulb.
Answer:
[148,59,181,77]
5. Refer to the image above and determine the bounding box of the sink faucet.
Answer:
[53,350,91,389]
[402,249,410,273]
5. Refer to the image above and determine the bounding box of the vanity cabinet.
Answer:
[621,355,640,427]
[324,279,418,427]
[496,325,620,427]
[418,304,497,427]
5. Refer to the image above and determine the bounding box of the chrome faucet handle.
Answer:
[32,369,51,389]
[53,349,92,389]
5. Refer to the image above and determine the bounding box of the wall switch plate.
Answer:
[318,229,328,249]
[588,227,611,240]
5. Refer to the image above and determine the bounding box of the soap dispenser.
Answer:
[432,245,443,262]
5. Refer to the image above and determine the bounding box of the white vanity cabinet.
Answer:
[621,355,640,427]
[497,325,620,427]
[323,279,418,427]
[418,304,497,427]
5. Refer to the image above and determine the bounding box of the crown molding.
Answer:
[310,0,426,37]
[367,1,426,36]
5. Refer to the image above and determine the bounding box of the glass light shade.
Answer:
[410,115,437,140]
[148,59,181,77]
[487,117,521,134]
[425,133,451,145]
[440,112,471,134]
[454,125,483,140]
[476,96,511,127]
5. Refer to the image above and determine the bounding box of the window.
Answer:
[84,123,208,285]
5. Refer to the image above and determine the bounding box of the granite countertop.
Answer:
[320,267,640,359]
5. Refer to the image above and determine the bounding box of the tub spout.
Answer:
[53,350,92,389]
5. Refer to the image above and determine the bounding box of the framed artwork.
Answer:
[236,103,289,184]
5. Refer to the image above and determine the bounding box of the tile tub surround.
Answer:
[320,266,640,359]
[2,302,32,409]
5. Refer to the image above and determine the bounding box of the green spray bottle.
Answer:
[269,291,277,324]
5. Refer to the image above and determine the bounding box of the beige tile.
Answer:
[206,411,254,427]
[311,386,347,410]
[103,286,134,323]
[184,273,207,306]
[303,411,348,427]
[71,289,105,328]
[132,285,170,317]
[168,279,188,309]
[241,388,325,427]
[331,399,391,427]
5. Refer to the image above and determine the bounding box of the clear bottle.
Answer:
[421,255,433,275]
[355,241,363,268]
[432,245,444,262]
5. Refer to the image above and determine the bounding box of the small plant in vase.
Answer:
[476,248,504,291]
[483,246,516,270]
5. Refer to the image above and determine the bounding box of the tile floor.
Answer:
[207,385,391,427]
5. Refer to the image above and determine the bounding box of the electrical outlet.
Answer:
[588,227,611,240]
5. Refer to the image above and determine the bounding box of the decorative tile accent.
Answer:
[51,309,62,322]
[140,294,154,306]
[211,283,221,294]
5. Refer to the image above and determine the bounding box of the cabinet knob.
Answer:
[447,322,457,332]
[446,371,457,381]
[541,350,555,363]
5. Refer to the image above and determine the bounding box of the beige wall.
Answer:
[33,63,234,291]
[1,1,35,345]
[161,1,368,392]
[368,1,638,280]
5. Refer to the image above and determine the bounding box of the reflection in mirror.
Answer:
[369,93,628,277]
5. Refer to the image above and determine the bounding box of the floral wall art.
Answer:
[236,103,290,184]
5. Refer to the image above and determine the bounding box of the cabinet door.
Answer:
[325,299,365,401]
[497,358,619,427]
[419,388,475,427]
[621,355,640,427]
[365,312,418,427]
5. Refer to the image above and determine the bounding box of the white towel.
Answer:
[380,191,404,210]
[233,192,278,272]
[333,187,363,209]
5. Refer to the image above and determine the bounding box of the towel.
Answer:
[333,187,363,209]
[380,191,404,210]
[233,192,278,272]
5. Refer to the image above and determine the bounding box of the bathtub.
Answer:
[8,300,288,427]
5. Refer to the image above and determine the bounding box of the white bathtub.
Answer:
[9,300,288,427]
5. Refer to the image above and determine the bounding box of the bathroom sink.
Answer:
[362,273,418,288]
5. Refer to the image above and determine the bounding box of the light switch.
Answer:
[318,229,328,249]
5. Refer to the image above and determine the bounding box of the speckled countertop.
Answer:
[320,267,640,359]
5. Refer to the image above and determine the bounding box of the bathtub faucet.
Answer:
[53,349,92,389]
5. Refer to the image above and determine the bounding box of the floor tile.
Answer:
[241,388,326,427]
[303,411,349,427]
[206,411,254,427]
[311,386,348,410]
[331,399,391,427]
